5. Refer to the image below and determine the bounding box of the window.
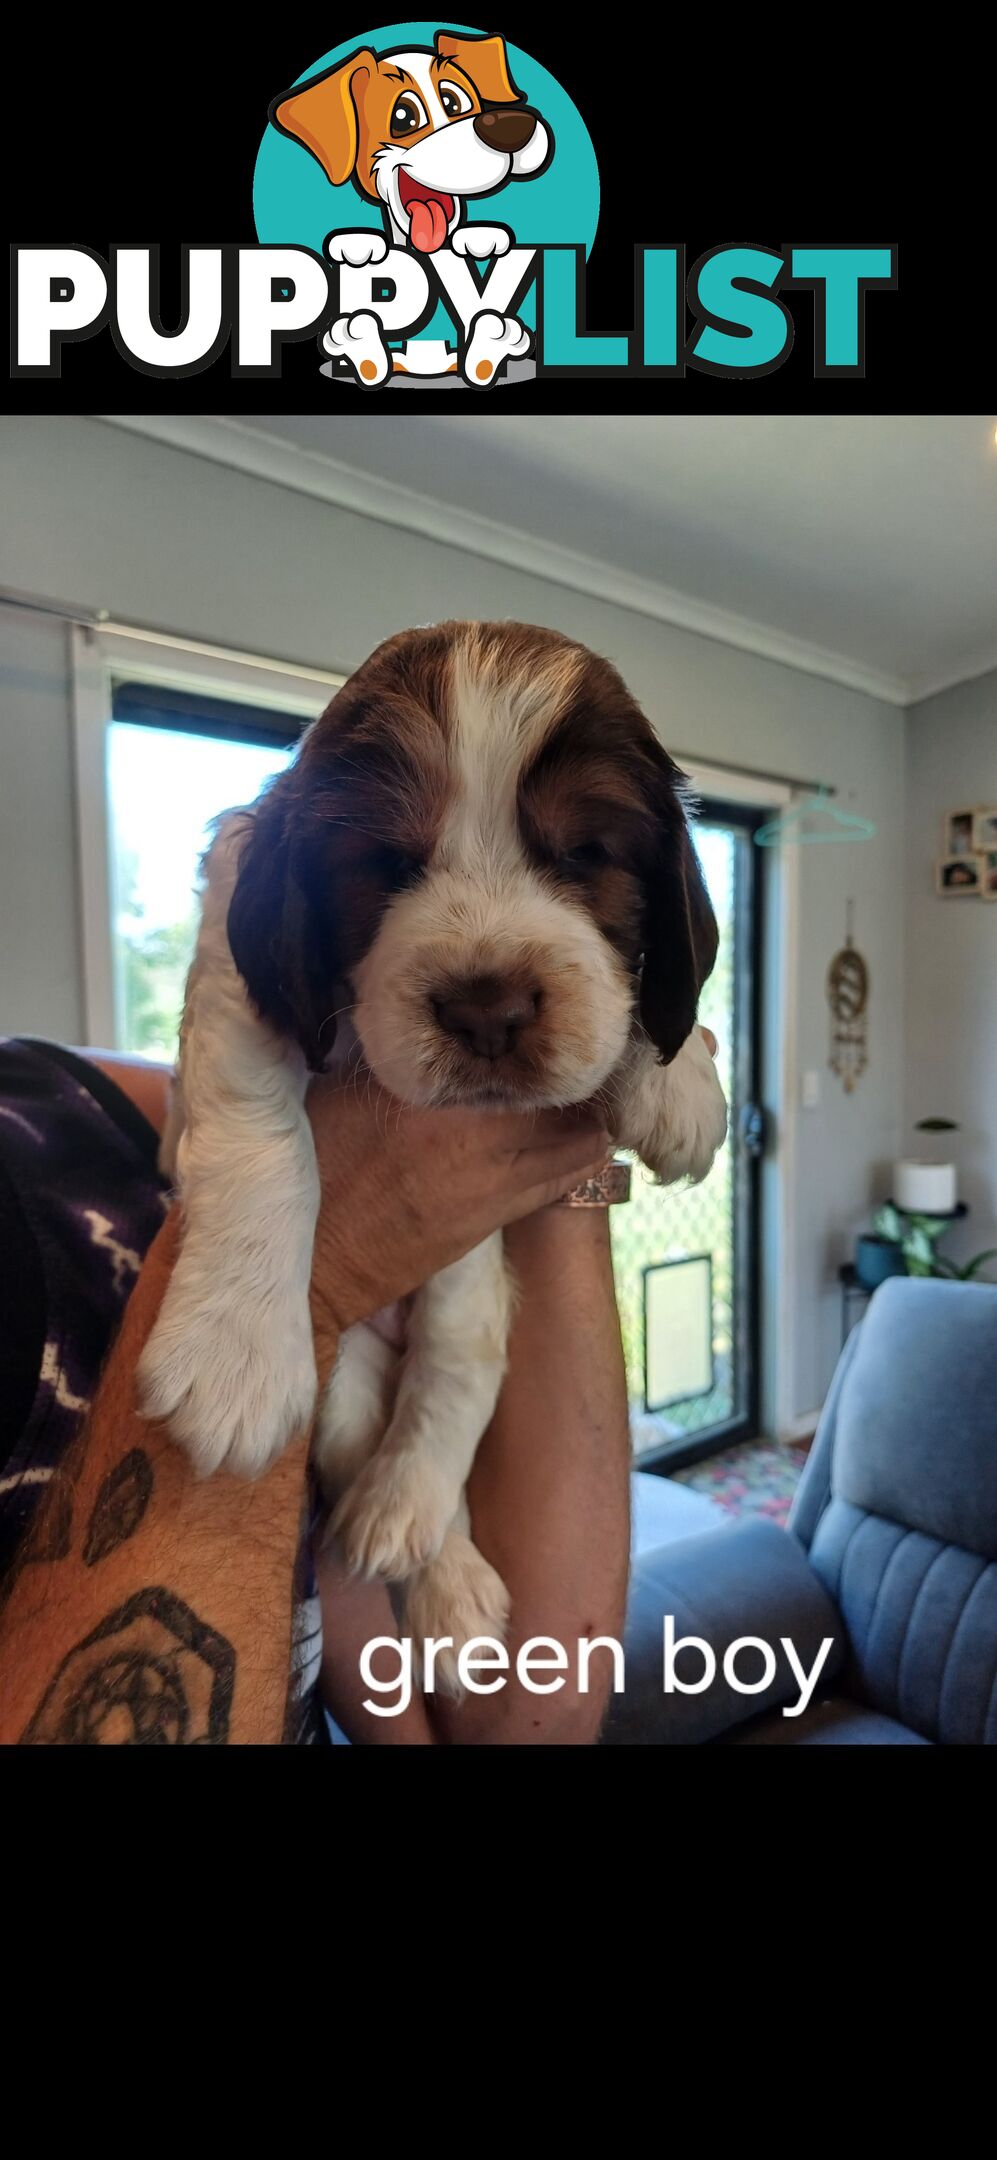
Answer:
[71,627,341,1054]
[108,700,297,1059]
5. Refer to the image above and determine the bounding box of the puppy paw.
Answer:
[450,224,512,260]
[325,231,388,269]
[139,1275,316,1478]
[321,310,390,386]
[615,1027,728,1187]
[330,1452,457,1579]
[462,309,530,386]
[645,1030,728,1184]
[405,1532,511,1699]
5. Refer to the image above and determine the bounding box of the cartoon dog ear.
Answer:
[434,29,525,104]
[638,751,719,1067]
[269,48,376,187]
[226,785,342,1071]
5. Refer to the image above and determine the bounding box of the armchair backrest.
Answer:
[790,1278,997,1744]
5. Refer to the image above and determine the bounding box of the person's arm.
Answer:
[316,1206,631,1745]
[315,1034,718,1745]
[0,1087,609,1745]
[0,1209,309,1745]
[442,1205,630,1743]
[72,1049,173,1137]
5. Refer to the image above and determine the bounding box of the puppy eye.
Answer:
[438,80,473,119]
[390,93,429,136]
[564,840,611,872]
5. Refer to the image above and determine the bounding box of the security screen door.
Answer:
[610,800,763,1469]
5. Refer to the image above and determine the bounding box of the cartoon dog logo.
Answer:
[269,28,552,388]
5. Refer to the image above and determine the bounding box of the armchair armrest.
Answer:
[602,1518,845,1745]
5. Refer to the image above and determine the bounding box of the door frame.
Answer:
[637,794,765,1475]
[651,754,800,1453]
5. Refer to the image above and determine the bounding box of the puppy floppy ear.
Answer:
[434,29,524,103]
[226,787,342,1071]
[269,49,376,187]
[638,753,719,1067]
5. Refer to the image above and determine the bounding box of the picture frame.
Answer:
[936,852,985,896]
[972,808,997,851]
[943,807,977,856]
[980,849,997,901]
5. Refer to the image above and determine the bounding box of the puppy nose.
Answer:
[435,980,539,1061]
[472,108,537,153]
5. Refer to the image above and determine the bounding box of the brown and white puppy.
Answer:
[270,30,550,386]
[141,622,727,1682]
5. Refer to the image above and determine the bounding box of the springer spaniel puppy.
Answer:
[141,622,727,1683]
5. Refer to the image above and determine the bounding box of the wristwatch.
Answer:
[554,1157,632,1207]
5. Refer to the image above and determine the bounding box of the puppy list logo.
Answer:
[11,19,898,385]
[263,23,558,388]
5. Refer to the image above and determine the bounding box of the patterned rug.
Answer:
[670,1440,810,1527]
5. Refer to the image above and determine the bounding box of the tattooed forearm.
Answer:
[0,1470,75,1619]
[83,1449,153,1566]
[20,1471,74,1563]
[1,1217,308,1747]
[20,1587,236,1745]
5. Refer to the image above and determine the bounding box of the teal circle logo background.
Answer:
[253,21,601,343]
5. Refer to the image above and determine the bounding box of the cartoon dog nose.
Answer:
[472,108,538,154]
[435,980,539,1061]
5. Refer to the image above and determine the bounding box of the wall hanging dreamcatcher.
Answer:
[827,900,869,1092]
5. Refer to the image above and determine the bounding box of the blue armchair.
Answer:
[607,1278,997,1745]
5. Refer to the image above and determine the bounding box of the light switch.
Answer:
[802,1070,821,1109]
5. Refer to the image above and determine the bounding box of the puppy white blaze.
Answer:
[352,630,635,1108]
[444,630,581,868]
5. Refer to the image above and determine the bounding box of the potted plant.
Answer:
[854,1221,908,1291]
[894,1117,959,1214]
[869,1203,997,1283]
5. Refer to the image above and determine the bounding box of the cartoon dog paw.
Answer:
[325,231,389,268]
[450,225,512,260]
[321,310,390,387]
[462,310,530,387]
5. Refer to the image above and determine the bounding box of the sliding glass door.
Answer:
[610,800,763,1468]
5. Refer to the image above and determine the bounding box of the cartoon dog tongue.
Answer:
[408,194,449,254]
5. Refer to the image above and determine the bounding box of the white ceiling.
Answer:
[106,414,997,705]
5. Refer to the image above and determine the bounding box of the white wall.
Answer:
[0,604,84,1039]
[0,415,910,1424]
[904,671,997,1265]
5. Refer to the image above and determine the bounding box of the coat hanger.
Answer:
[754,784,877,848]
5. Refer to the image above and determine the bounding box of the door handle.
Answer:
[739,1102,766,1158]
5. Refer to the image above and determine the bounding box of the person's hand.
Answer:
[306,1080,611,1361]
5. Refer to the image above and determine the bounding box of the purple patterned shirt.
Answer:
[0,1039,326,1743]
